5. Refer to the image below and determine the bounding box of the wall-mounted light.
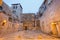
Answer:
[51,22,56,25]
[2,20,7,26]
[51,22,58,35]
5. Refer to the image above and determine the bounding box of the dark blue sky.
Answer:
[3,0,44,13]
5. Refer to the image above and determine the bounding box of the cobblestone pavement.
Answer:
[0,30,60,40]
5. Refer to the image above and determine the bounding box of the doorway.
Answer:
[51,22,58,35]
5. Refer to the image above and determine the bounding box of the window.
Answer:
[40,4,46,14]
[8,17,12,22]
[0,6,3,10]
[16,6,17,9]
[13,6,17,9]
[21,21,23,23]
[13,6,15,9]
[44,5,46,11]
[13,11,16,14]
[40,13,43,17]
[42,21,44,30]
[16,15,18,18]
[48,0,52,5]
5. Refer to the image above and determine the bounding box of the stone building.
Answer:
[11,3,23,31]
[11,3,23,22]
[0,1,23,36]
[35,14,40,31]
[0,2,13,35]
[21,13,35,30]
[38,0,60,37]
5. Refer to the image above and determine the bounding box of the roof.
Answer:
[12,3,23,9]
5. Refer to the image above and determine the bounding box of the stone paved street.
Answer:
[0,0,60,40]
[0,30,60,40]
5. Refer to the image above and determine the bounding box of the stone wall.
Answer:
[0,12,23,36]
[39,0,60,36]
